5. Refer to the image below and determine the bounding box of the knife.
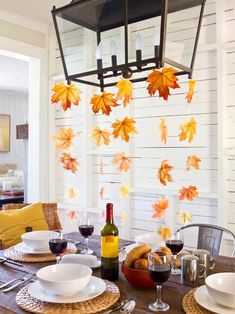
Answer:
[0,257,23,267]
[103,299,133,314]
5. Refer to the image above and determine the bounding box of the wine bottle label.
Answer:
[101,236,119,258]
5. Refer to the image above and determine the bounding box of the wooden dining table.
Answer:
[0,232,234,314]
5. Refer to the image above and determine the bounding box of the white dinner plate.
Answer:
[28,276,106,303]
[14,242,51,254]
[194,285,235,314]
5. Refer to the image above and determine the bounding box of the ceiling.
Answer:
[0,0,70,25]
[0,55,28,94]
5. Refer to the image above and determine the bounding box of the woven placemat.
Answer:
[4,243,77,263]
[16,280,120,314]
[182,288,214,314]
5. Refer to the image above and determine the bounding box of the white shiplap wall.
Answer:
[0,91,28,170]
[49,0,234,250]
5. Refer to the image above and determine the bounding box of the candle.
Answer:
[135,33,142,50]
[110,39,117,56]
[154,26,160,46]
[96,42,102,60]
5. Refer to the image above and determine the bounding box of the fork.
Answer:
[1,273,36,292]
[0,272,35,290]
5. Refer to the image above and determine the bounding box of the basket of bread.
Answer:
[122,244,188,288]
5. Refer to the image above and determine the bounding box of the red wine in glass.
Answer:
[165,239,184,254]
[79,225,94,237]
[148,264,171,285]
[49,238,68,255]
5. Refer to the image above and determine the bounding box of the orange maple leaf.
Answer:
[112,152,132,172]
[179,185,198,201]
[158,160,173,186]
[59,153,79,173]
[152,198,169,219]
[51,82,81,111]
[116,79,132,107]
[146,67,180,100]
[66,210,78,220]
[157,226,172,241]
[112,116,137,142]
[99,158,105,175]
[90,126,111,147]
[158,118,168,144]
[53,127,76,151]
[186,155,201,171]
[99,187,105,200]
[90,92,118,116]
[186,80,196,103]
[179,118,197,143]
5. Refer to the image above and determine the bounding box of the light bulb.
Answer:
[135,33,142,50]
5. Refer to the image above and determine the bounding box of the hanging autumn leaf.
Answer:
[116,79,132,107]
[112,116,137,142]
[99,158,105,175]
[146,67,180,100]
[53,127,76,151]
[158,160,173,186]
[51,82,81,111]
[157,226,172,241]
[152,198,169,219]
[179,185,198,201]
[112,152,132,172]
[158,118,168,144]
[90,126,111,147]
[66,210,78,220]
[179,212,192,225]
[65,187,79,199]
[119,184,131,199]
[59,153,79,173]
[99,187,105,200]
[121,211,128,225]
[186,80,196,103]
[90,92,118,116]
[179,118,197,143]
[186,155,201,171]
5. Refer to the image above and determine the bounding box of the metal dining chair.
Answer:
[176,223,235,257]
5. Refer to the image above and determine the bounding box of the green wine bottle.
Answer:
[101,203,119,281]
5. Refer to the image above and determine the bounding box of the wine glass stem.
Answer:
[173,254,177,269]
[56,255,61,264]
[156,285,162,303]
[85,237,89,252]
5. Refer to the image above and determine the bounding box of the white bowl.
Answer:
[134,233,162,247]
[205,272,235,308]
[21,230,51,250]
[37,264,92,296]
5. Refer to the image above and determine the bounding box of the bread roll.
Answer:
[151,252,163,264]
[124,244,151,268]
[133,258,148,270]
[173,250,190,267]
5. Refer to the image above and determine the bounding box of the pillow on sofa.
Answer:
[0,203,49,249]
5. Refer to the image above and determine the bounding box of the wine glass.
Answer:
[148,252,171,312]
[78,213,94,255]
[49,231,68,264]
[165,230,184,275]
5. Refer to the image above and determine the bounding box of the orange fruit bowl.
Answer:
[121,262,155,289]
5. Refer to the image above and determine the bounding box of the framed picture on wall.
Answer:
[0,114,10,152]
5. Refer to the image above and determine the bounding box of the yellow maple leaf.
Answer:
[90,126,111,147]
[65,187,79,199]
[99,187,105,200]
[116,79,132,107]
[157,226,172,241]
[179,185,198,201]
[112,116,137,142]
[152,198,169,219]
[59,153,79,173]
[51,82,81,111]
[112,152,132,172]
[90,92,118,116]
[53,127,76,151]
[158,160,173,186]
[186,80,196,103]
[146,67,180,100]
[158,118,168,144]
[179,212,192,224]
[119,184,131,199]
[186,155,201,171]
[179,118,197,143]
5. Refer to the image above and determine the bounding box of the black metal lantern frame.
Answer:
[52,0,206,91]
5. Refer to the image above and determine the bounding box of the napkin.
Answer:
[61,254,98,267]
